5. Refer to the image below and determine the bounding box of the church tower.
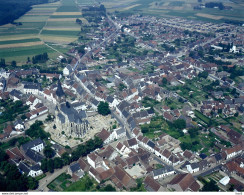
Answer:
[56,79,66,103]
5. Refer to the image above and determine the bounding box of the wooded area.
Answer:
[0,0,55,25]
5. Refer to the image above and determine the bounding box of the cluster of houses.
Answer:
[6,138,66,178]
[6,138,45,177]
[66,124,244,191]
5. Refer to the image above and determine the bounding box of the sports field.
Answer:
[0,0,83,63]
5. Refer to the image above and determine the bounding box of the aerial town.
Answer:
[0,0,243,193]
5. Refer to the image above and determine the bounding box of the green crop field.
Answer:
[0,38,41,45]
[41,30,80,36]
[56,6,79,12]
[50,15,82,18]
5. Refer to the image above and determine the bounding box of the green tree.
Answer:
[101,184,116,191]
[47,159,54,173]
[201,179,219,191]
[26,176,38,190]
[162,77,167,86]
[44,146,55,158]
[173,119,186,130]
[0,58,5,67]
[98,101,110,116]
[11,60,16,67]
[53,157,63,169]
[0,149,8,162]
[41,159,48,172]
[198,71,209,79]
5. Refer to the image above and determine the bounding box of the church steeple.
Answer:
[56,79,65,103]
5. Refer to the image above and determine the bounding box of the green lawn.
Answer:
[48,173,72,191]
[64,174,97,192]
[194,110,211,125]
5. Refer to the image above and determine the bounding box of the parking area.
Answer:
[125,165,146,179]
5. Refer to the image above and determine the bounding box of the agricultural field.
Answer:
[0,0,84,64]
[101,0,244,23]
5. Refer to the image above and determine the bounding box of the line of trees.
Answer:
[32,52,48,64]
[205,2,224,10]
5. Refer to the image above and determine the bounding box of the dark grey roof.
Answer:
[66,64,73,72]
[9,89,22,98]
[147,108,154,115]
[31,164,41,171]
[106,96,114,103]
[60,102,83,124]
[22,138,44,152]
[127,117,133,124]
[78,110,87,118]
[199,160,208,170]
[118,101,129,112]
[140,110,148,118]
[58,113,65,124]
[76,87,84,95]
[70,162,81,173]
[87,84,94,91]
[56,80,65,97]
[24,83,41,90]
[116,128,125,135]
[122,110,130,119]
[214,153,222,162]
[25,149,44,163]
[129,120,136,130]
[19,162,30,174]
[90,98,99,106]
[132,112,140,118]
[14,119,23,126]
[190,162,199,169]
[147,140,155,148]
[152,167,174,177]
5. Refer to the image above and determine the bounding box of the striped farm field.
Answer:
[56,6,79,12]
[41,30,80,36]
[0,35,37,41]
[0,41,43,49]
[0,38,41,45]
[50,15,82,18]
[45,21,80,27]
[52,12,82,15]
[0,0,82,63]
[47,18,80,22]
[16,16,50,22]
[43,27,81,31]
[40,35,78,43]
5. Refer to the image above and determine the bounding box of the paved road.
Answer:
[111,110,132,139]
[34,165,68,192]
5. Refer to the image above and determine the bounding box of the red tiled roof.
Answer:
[97,128,110,142]
[144,176,161,191]
[168,173,200,192]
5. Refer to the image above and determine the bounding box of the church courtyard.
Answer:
[44,113,117,148]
